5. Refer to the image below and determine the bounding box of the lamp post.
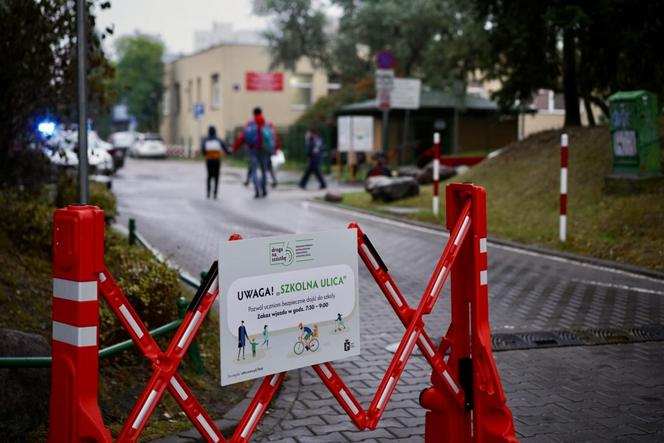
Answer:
[77,0,88,204]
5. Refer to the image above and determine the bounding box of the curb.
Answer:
[311,200,664,281]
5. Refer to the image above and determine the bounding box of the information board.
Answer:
[336,116,374,152]
[246,72,284,91]
[219,229,360,386]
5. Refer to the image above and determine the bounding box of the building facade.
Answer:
[160,44,335,154]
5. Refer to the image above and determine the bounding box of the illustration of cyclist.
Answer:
[299,323,313,350]
[294,323,320,355]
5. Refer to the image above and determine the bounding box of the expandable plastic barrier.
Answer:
[48,183,517,442]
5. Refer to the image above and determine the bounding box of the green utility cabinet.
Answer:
[608,90,661,176]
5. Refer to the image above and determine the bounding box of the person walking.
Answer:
[201,125,229,199]
[233,107,277,198]
[243,126,281,188]
[299,130,327,190]
[261,325,270,348]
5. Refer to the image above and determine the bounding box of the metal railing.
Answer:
[0,219,206,372]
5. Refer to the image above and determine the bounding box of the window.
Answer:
[174,83,181,115]
[290,73,313,109]
[211,74,221,109]
[162,89,170,116]
[196,77,201,102]
[187,79,193,112]
[533,89,565,113]
[533,90,549,111]
[327,75,341,96]
[552,92,565,111]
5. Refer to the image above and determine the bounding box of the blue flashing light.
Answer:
[37,120,56,137]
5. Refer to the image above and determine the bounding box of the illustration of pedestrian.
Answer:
[335,313,346,332]
[261,325,270,348]
[237,320,250,360]
[250,339,257,357]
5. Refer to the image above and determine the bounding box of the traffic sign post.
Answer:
[375,69,394,153]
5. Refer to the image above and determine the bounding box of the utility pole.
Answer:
[77,0,88,204]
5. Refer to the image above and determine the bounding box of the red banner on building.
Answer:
[246,72,284,91]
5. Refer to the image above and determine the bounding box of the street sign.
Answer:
[390,78,421,110]
[375,69,395,110]
[376,49,396,69]
[218,229,361,386]
[194,102,205,120]
[246,72,284,91]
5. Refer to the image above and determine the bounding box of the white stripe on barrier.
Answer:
[196,413,220,442]
[209,277,218,294]
[269,374,280,387]
[433,161,440,181]
[178,311,202,349]
[53,278,97,302]
[170,377,188,401]
[418,336,435,357]
[561,133,568,147]
[432,195,439,216]
[479,238,487,254]
[560,215,567,242]
[560,168,568,194]
[320,364,332,379]
[400,331,418,362]
[443,370,460,394]
[241,402,263,438]
[454,216,470,246]
[480,270,488,286]
[52,321,97,347]
[384,281,402,307]
[429,266,446,298]
[360,243,379,270]
[339,389,360,415]
[119,304,144,339]
[132,389,158,429]
[377,376,396,410]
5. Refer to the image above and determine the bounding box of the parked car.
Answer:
[108,131,137,169]
[130,133,167,158]
[44,129,114,175]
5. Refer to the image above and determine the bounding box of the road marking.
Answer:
[570,279,664,296]
[308,202,664,285]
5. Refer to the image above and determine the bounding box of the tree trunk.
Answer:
[562,28,581,127]
[583,97,596,126]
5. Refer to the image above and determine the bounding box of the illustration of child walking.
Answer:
[251,339,257,357]
[261,325,270,348]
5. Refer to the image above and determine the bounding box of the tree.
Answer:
[113,34,164,132]
[0,0,114,188]
[475,0,664,127]
[256,0,486,123]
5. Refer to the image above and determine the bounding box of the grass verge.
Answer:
[340,126,664,272]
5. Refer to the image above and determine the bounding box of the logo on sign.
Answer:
[270,242,294,266]
[344,339,351,351]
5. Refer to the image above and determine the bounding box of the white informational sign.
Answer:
[336,116,374,152]
[391,78,421,110]
[352,116,374,152]
[337,116,352,151]
[375,69,395,94]
[219,229,361,386]
[613,130,637,157]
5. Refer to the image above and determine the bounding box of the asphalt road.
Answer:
[113,158,664,442]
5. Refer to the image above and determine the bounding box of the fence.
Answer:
[47,182,517,442]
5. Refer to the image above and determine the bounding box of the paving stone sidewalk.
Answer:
[113,160,664,442]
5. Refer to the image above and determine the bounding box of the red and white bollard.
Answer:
[49,206,111,443]
[432,132,440,218]
[560,133,568,242]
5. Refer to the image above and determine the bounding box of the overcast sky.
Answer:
[95,0,269,57]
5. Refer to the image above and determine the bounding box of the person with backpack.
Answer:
[242,122,281,189]
[201,125,229,199]
[232,107,277,198]
[299,129,327,190]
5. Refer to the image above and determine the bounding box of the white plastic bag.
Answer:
[271,150,285,169]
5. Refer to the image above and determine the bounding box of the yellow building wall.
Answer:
[160,44,330,152]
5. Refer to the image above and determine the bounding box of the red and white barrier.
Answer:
[432,133,440,218]
[560,133,568,242]
[48,183,517,443]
